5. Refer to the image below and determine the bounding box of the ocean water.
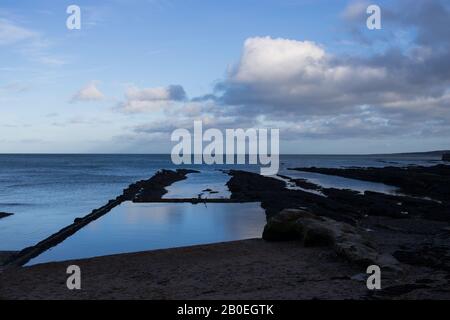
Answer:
[0,154,441,252]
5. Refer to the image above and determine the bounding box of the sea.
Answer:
[0,154,442,264]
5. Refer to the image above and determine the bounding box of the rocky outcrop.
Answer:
[443,154,450,162]
[227,169,450,224]
[0,251,18,266]
[393,232,450,273]
[290,165,450,203]
[226,170,362,223]
[263,209,400,270]
[126,169,199,202]
[0,212,13,220]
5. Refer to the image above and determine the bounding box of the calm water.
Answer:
[163,170,231,199]
[0,154,441,252]
[27,202,265,265]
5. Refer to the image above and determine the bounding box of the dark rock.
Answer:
[394,245,450,272]
[415,279,435,284]
[291,178,323,191]
[277,174,323,191]
[263,209,401,270]
[0,212,13,219]
[202,188,219,194]
[376,284,429,297]
[0,251,18,266]
[227,169,450,225]
[443,154,450,162]
[126,169,199,202]
[227,170,361,223]
[290,165,450,203]
[263,209,312,241]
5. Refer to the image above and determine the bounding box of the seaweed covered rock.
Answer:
[262,209,313,241]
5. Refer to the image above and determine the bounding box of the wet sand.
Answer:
[2,238,450,300]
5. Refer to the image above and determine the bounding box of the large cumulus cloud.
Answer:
[125,0,450,143]
[207,1,450,139]
[218,35,449,120]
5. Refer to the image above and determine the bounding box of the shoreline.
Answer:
[2,238,449,300]
[0,239,378,300]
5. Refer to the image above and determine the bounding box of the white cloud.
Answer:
[71,82,105,103]
[0,17,67,65]
[341,1,369,22]
[0,18,37,45]
[206,21,450,140]
[222,36,389,114]
[232,37,327,83]
[126,85,185,101]
[118,85,186,113]
[0,82,31,93]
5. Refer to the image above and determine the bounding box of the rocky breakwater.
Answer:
[124,169,199,202]
[3,169,198,268]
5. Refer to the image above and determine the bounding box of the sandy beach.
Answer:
[0,239,370,300]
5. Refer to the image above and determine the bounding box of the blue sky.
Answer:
[1,0,450,153]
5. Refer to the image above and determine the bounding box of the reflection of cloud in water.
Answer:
[121,202,186,225]
[219,203,266,239]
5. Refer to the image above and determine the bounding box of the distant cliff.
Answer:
[364,150,449,157]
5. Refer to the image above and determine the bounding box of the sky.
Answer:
[0,0,450,154]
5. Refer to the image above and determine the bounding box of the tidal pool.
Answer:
[163,170,231,199]
[27,201,265,265]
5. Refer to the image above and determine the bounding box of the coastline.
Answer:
[1,163,450,300]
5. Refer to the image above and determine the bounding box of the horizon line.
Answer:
[0,150,448,156]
